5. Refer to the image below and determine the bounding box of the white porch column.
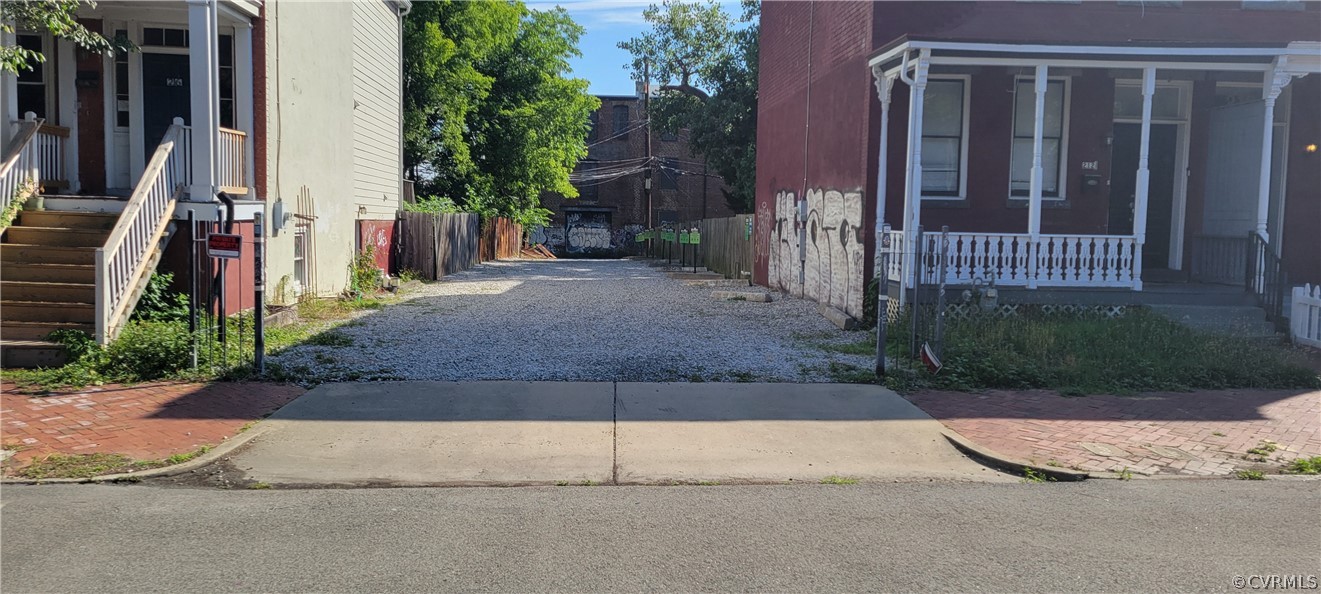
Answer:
[236,22,255,197]
[900,49,930,292]
[1256,66,1290,243]
[871,66,895,278]
[1132,67,1156,291]
[187,0,218,201]
[56,38,79,192]
[1026,65,1048,289]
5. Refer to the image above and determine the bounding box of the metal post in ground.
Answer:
[187,209,198,369]
[875,223,891,377]
[934,226,950,360]
[910,225,923,359]
[254,212,265,376]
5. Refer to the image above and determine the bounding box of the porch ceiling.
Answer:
[869,37,1320,75]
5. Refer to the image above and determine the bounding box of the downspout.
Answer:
[798,1,815,292]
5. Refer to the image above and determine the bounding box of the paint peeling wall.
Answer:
[768,189,867,319]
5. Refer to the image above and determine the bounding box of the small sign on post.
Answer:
[207,233,242,259]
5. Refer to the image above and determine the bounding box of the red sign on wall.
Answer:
[207,233,242,259]
[357,220,395,274]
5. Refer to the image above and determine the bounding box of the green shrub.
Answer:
[349,245,382,296]
[102,321,196,380]
[132,273,190,322]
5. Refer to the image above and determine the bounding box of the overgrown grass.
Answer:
[15,445,216,479]
[823,308,1319,395]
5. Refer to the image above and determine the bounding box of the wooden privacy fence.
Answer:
[480,217,522,262]
[697,214,755,279]
[397,211,480,280]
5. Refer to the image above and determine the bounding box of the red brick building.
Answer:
[537,92,733,256]
[755,1,1320,321]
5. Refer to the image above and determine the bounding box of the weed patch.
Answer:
[1236,470,1266,480]
[18,453,135,479]
[820,475,859,485]
[1285,456,1321,475]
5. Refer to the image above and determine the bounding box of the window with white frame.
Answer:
[920,78,968,198]
[1010,78,1068,198]
[114,29,130,128]
[15,33,51,120]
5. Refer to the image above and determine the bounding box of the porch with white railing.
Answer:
[1,118,42,213]
[883,230,1140,290]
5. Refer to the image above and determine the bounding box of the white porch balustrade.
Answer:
[217,126,248,194]
[892,232,1139,289]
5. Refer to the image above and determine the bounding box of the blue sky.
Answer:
[526,0,654,96]
[526,0,739,96]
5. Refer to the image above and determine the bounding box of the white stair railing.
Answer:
[95,118,188,344]
[1,116,43,215]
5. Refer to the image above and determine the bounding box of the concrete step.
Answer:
[0,280,95,303]
[16,210,119,230]
[666,272,724,281]
[0,263,95,284]
[0,340,68,368]
[1,321,93,341]
[3,227,110,248]
[1148,304,1278,337]
[0,300,95,323]
[683,278,751,288]
[0,244,97,265]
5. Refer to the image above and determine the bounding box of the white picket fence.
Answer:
[1291,284,1321,349]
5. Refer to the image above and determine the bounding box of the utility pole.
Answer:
[644,58,653,258]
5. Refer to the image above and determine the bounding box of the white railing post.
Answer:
[94,248,109,343]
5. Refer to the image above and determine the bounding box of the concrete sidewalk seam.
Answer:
[0,422,273,485]
[612,381,619,485]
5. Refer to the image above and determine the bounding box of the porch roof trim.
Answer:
[868,37,1320,74]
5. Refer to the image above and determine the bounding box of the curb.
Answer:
[1,422,272,485]
[939,429,1089,482]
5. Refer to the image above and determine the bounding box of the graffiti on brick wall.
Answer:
[613,224,643,248]
[566,211,612,253]
[767,188,865,319]
[529,225,566,249]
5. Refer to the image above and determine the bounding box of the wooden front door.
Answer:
[1108,123,1178,270]
[141,53,191,157]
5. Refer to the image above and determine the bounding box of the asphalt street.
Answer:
[3,480,1318,592]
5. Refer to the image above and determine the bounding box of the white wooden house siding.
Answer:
[351,0,402,217]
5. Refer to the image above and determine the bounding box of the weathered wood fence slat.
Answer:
[397,211,480,280]
[696,214,755,280]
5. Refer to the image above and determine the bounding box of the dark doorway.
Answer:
[1109,123,1178,270]
[141,53,191,156]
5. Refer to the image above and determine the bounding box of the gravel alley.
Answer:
[269,259,872,383]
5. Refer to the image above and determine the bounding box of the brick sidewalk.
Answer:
[906,389,1321,476]
[1,381,304,474]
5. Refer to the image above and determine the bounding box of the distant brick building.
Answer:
[536,91,734,256]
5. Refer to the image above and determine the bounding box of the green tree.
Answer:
[1,1,123,75]
[403,1,598,226]
[620,0,759,213]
